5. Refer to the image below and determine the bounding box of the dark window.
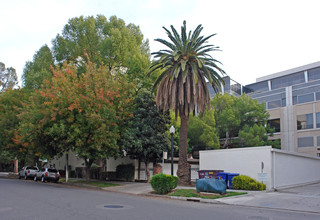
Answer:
[48,168,58,173]
[267,100,281,109]
[317,113,320,128]
[317,136,320,146]
[316,92,320,101]
[308,67,320,81]
[271,72,305,90]
[297,114,313,130]
[297,93,314,104]
[268,118,281,132]
[293,96,297,105]
[245,81,269,93]
[297,137,314,147]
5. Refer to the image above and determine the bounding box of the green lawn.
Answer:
[169,189,247,199]
[59,179,120,187]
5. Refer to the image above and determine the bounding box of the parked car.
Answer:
[34,167,60,183]
[18,166,39,180]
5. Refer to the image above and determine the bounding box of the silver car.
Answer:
[18,166,39,180]
[34,167,60,183]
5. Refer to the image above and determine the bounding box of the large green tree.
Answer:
[212,93,275,148]
[52,15,151,89]
[0,62,17,92]
[18,62,135,181]
[22,45,54,90]
[188,109,220,151]
[121,91,170,181]
[149,21,225,185]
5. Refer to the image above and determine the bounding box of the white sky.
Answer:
[1,0,320,86]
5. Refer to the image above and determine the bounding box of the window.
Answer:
[271,72,305,90]
[268,118,281,132]
[308,67,320,81]
[297,113,313,130]
[297,93,314,104]
[297,137,314,147]
[267,100,281,109]
[245,81,269,93]
[317,136,320,146]
[317,113,320,128]
[316,92,320,101]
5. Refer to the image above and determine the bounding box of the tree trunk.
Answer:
[65,153,69,183]
[84,158,93,182]
[223,131,229,149]
[177,113,191,185]
[145,161,150,182]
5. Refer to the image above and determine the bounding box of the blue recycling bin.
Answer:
[228,173,240,189]
[218,172,229,186]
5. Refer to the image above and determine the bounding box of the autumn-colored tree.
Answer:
[0,88,31,168]
[18,62,135,181]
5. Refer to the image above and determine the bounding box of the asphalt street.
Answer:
[1,178,320,220]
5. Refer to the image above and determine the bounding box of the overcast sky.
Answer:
[1,0,320,86]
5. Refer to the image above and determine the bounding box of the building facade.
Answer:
[209,61,320,157]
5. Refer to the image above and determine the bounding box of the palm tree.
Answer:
[149,21,225,185]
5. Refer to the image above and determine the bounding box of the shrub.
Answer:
[106,172,117,180]
[232,175,266,191]
[150,174,179,195]
[116,164,135,181]
[99,171,108,180]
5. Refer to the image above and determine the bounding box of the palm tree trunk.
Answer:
[177,113,191,185]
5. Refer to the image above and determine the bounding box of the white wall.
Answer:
[272,149,320,189]
[200,146,320,190]
[200,146,272,189]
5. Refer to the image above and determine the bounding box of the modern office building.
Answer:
[208,61,320,157]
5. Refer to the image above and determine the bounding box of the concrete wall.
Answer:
[200,146,320,190]
[200,146,272,189]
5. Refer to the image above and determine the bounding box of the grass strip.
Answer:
[59,179,120,187]
[169,189,247,199]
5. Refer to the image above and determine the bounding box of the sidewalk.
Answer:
[102,180,320,213]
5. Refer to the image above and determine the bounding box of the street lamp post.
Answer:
[169,126,175,176]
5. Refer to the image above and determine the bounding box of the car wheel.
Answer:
[41,176,45,183]
[34,176,37,182]
[24,174,28,180]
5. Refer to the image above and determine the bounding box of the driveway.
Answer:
[216,182,320,213]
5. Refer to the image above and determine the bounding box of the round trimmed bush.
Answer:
[232,175,266,191]
[150,174,179,194]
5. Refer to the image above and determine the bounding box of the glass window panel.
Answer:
[297,113,314,130]
[308,67,320,81]
[271,72,305,90]
[317,136,320,146]
[293,96,297,105]
[268,118,281,132]
[244,81,269,93]
[316,92,320,101]
[317,113,320,128]
[267,100,281,109]
[297,137,314,147]
[297,93,314,104]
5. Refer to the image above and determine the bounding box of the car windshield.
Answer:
[30,167,38,170]
[48,169,57,173]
